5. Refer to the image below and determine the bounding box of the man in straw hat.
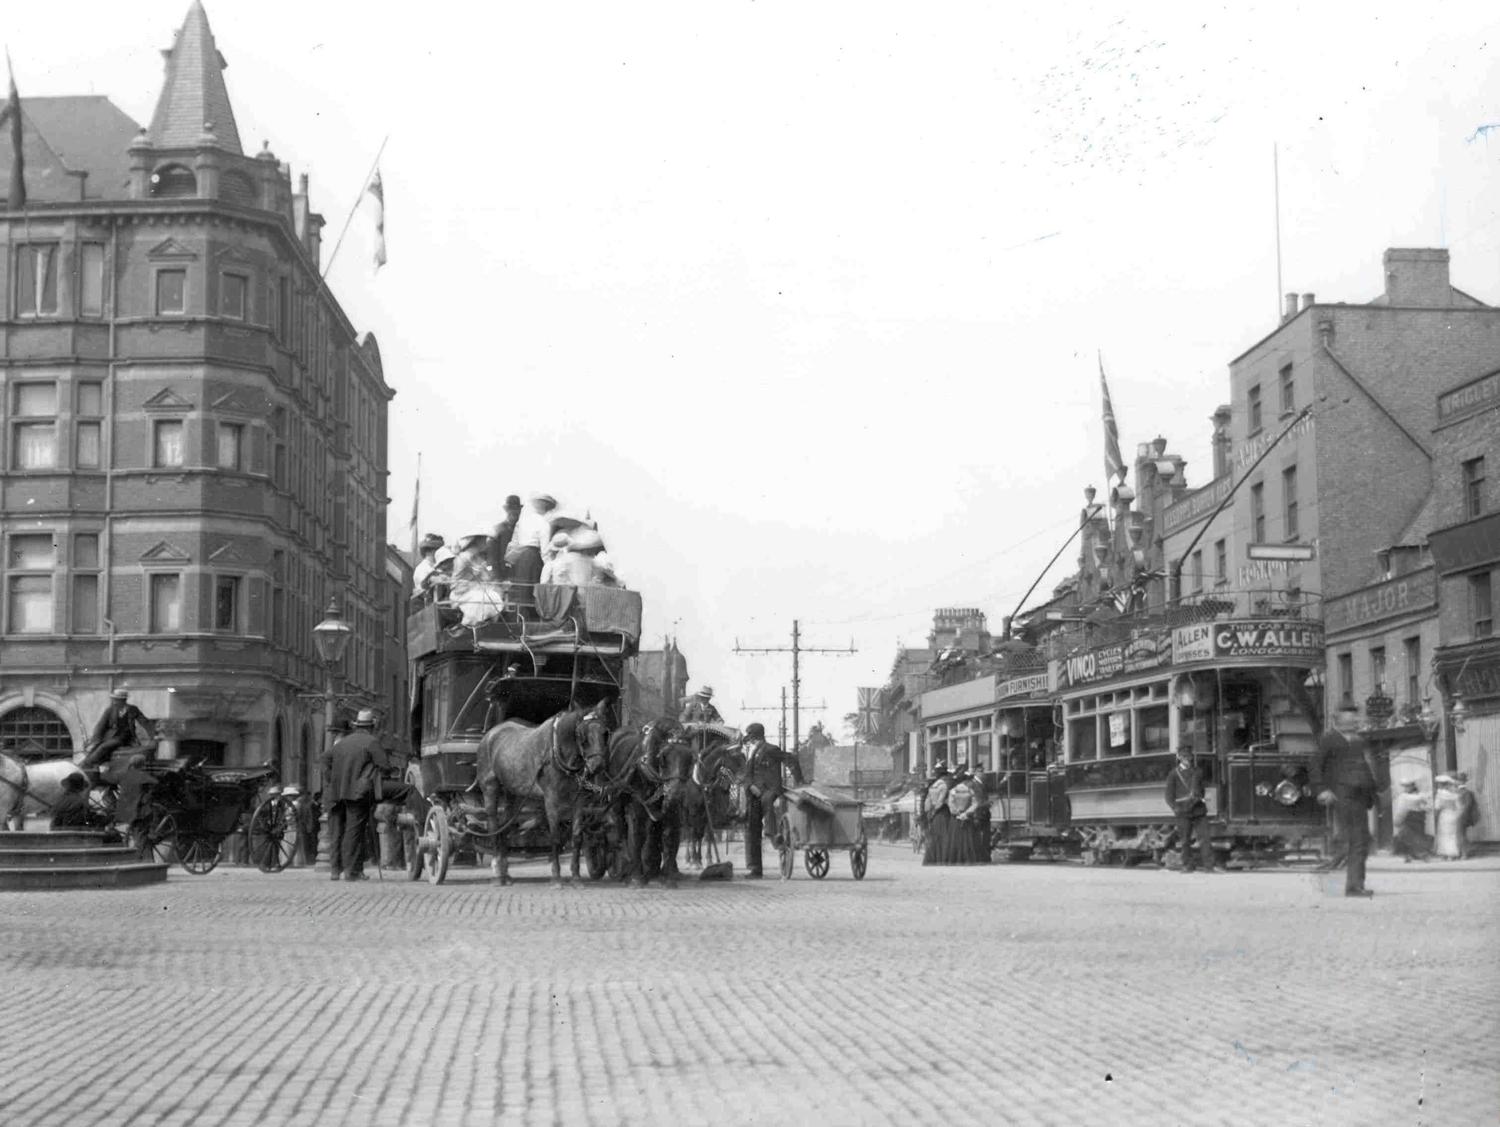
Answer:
[679,686,723,725]
[321,709,390,882]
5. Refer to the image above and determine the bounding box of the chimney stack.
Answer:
[1283,293,1299,322]
[1301,293,1316,311]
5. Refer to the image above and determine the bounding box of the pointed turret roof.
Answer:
[147,1,242,154]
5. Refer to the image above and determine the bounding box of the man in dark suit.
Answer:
[739,722,804,878]
[82,689,151,770]
[1313,707,1379,898]
[320,709,390,882]
[1164,748,1215,872]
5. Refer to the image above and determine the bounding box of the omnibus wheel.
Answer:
[423,806,451,886]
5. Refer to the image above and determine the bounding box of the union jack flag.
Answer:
[856,687,881,736]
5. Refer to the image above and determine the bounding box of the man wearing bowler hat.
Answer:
[489,495,524,577]
[738,722,804,878]
[82,689,152,771]
[1313,706,1380,897]
[321,709,390,882]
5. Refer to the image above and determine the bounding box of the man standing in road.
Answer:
[1164,747,1215,873]
[82,689,152,771]
[1313,707,1380,898]
[739,722,803,878]
[321,709,390,882]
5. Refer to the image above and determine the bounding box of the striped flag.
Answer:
[4,53,23,209]
[366,168,386,269]
[1099,354,1125,484]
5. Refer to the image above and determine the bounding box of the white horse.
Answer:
[0,752,90,830]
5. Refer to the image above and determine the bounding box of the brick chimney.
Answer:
[1382,248,1452,308]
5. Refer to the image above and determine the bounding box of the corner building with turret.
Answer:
[0,2,401,786]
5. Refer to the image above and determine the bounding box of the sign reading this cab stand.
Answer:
[1172,619,1323,665]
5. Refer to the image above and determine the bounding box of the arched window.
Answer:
[220,170,257,206]
[150,164,197,198]
[0,705,73,757]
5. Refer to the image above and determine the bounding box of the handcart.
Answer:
[774,784,868,881]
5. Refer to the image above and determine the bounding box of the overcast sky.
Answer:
[15,1,1500,741]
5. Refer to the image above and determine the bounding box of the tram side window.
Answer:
[451,660,492,735]
[1138,705,1171,756]
[421,667,447,743]
[1068,715,1098,761]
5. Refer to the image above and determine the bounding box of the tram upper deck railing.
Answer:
[1033,583,1323,659]
[407,582,643,661]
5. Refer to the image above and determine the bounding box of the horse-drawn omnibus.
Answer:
[401,580,643,883]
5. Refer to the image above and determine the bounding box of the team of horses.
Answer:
[4,707,751,891]
[472,706,745,888]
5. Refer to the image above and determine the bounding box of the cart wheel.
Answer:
[804,848,830,879]
[851,843,868,881]
[777,817,794,881]
[585,838,610,881]
[249,799,297,873]
[177,834,221,875]
[423,806,451,886]
[403,805,425,881]
[137,811,177,864]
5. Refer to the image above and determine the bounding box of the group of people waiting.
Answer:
[1392,772,1481,862]
[920,761,991,865]
[412,492,622,626]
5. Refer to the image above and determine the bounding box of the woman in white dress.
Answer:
[1432,776,1464,860]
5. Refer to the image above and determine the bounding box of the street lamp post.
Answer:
[311,598,355,787]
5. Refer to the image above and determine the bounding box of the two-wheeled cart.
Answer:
[774,784,868,881]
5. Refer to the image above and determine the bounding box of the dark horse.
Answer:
[599,719,695,887]
[680,727,745,869]
[476,704,611,886]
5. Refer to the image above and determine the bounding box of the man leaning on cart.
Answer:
[738,723,804,879]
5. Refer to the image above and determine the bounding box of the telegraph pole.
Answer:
[741,687,826,749]
[735,619,855,752]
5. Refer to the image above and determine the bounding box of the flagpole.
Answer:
[321,134,388,281]
[407,451,421,560]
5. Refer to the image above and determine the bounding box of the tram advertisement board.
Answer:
[1208,620,1323,661]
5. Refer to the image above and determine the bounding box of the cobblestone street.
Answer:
[1,843,1496,1127]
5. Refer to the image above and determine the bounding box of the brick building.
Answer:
[624,640,689,725]
[0,3,401,786]
[1428,364,1500,837]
